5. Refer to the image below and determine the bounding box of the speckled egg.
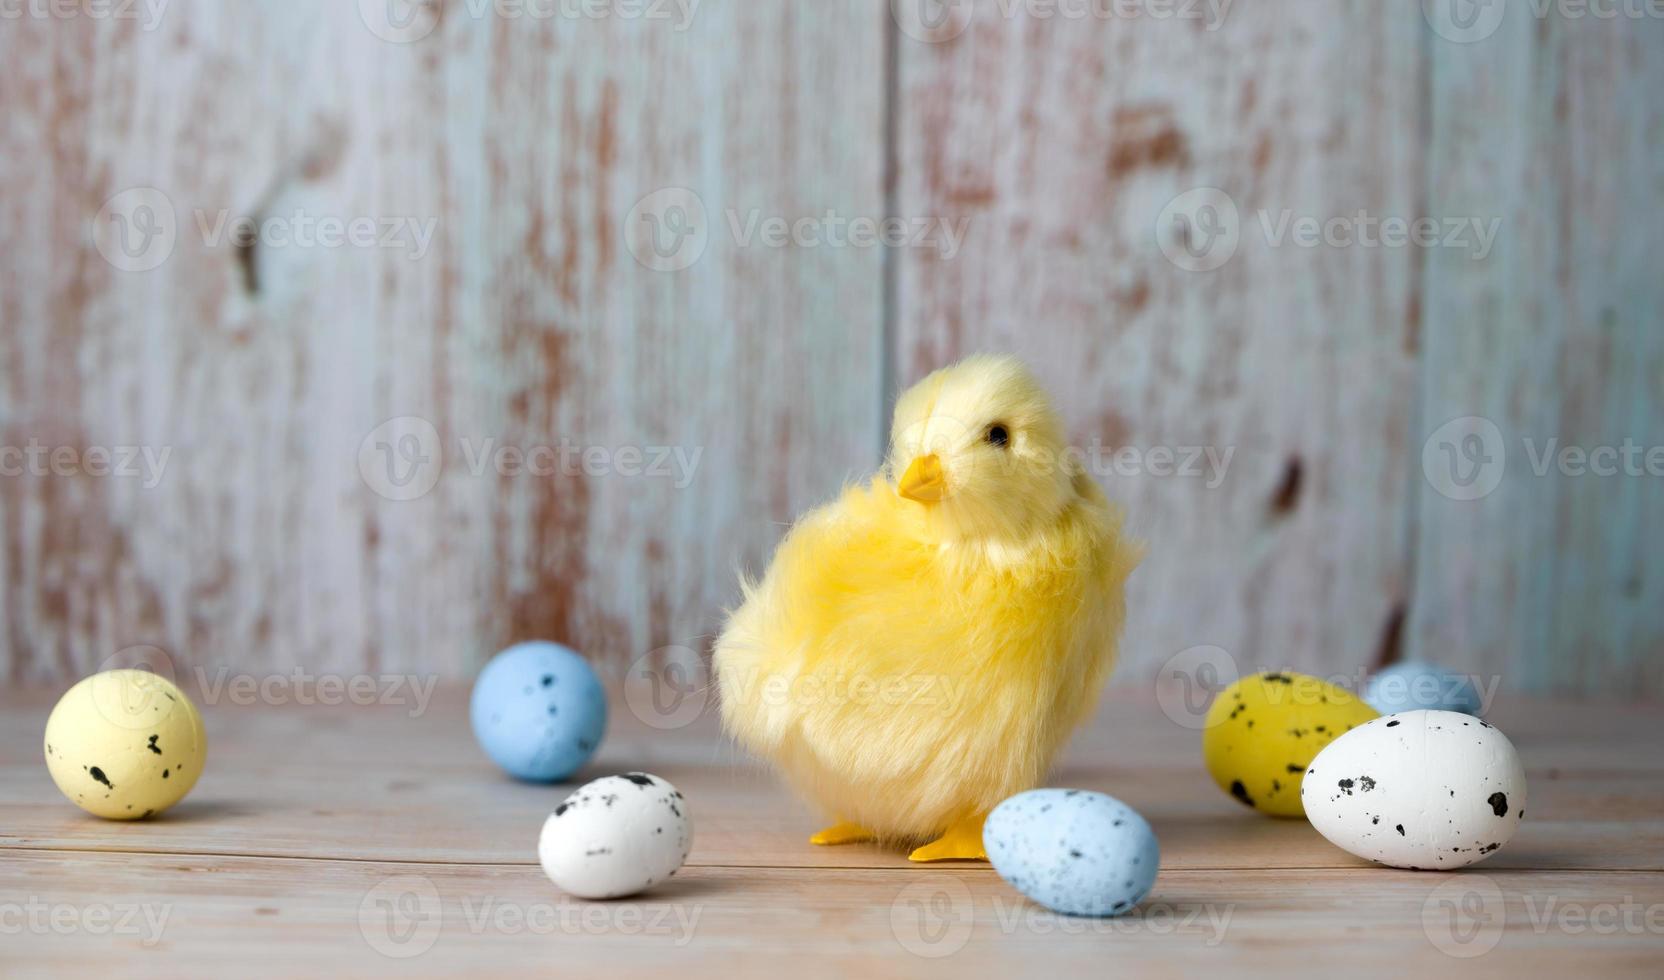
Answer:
[1303,710,1527,870]
[470,641,607,782]
[538,773,692,899]
[1202,671,1380,817]
[983,789,1159,918]
[44,669,206,820]
[1365,662,1485,715]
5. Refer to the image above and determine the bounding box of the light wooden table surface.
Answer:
[2,684,1661,978]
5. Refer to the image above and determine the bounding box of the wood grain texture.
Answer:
[0,1,884,682]
[890,2,1426,684]
[7,853,1662,979]
[1,687,1662,976]
[2,1,1660,699]
[3,687,1662,869]
[1410,8,1664,697]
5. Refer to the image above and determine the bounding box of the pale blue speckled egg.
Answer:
[1365,662,1484,716]
[470,641,607,782]
[983,789,1160,917]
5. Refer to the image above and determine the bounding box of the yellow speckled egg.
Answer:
[1203,671,1379,818]
[44,670,206,820]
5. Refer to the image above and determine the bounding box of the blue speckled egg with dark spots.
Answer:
[983,789,1160,917]
[470,641,607,782]
[1365,662,1485,716]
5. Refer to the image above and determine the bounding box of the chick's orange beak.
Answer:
[897,453,948,503]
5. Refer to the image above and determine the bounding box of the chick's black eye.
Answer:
[986,424,1010,448]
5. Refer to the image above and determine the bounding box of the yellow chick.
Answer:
[714,355,1141,861]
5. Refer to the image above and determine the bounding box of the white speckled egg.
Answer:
[1303,710,1527,870]
[538,773,691,899]
[983,789,1159,917]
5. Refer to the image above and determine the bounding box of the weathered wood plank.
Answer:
[4,1,1661,700]
[890,2,1426,684]
[3,687,1660,870]
[7,849,1663,979]
[3,681,1664,976]
[1411,7,1664,697]
[0,1,886,681]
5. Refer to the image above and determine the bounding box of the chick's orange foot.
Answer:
[809,821,876,846]
[908,813,989,862]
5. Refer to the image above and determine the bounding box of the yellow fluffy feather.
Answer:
[714,355,1142,861]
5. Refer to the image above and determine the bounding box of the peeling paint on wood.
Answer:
[891,2,1425,686]
[1,2,1658,698]
[0,1,885,683]
[1411,10,1664,697]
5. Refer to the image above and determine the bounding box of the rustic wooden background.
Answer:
[1,1,1659,697]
